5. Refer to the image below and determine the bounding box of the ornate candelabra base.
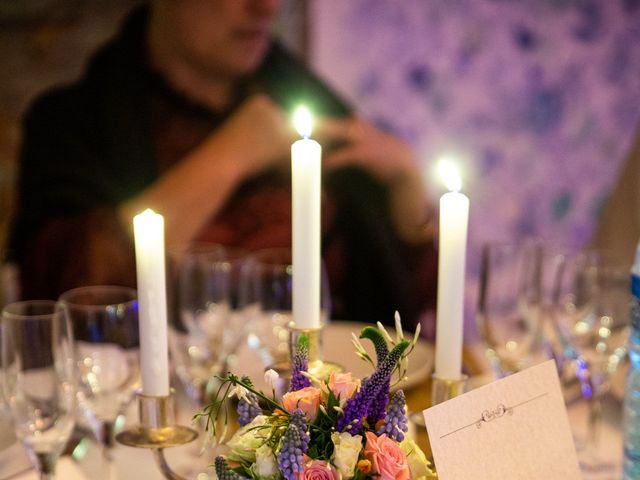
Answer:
[116,391,198,480]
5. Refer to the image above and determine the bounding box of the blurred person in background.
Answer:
[7,0,437,327]
[591,124,640,267]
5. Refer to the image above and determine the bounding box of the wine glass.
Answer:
[168,243,251,407]
[550,251,630,475]
[166,244,254,476]
[1,300,76,480]
[242,247,331,368]
[57,285,139,474]
[477,240,549,377]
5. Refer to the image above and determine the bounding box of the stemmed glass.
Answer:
[242,247,331,368]
[550,251,630,475]
[57,285,139,476]
[168,243,251,407]
[477,240,548,377]
[1,300,76,480]
[166,244,253,476]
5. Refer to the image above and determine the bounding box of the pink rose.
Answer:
[363,432,410,480]
[282,386,322,421]
[297,460,340,480]
[328,372,360,401]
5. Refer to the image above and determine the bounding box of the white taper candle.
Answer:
[133,209,170,396]
[291,106,322,329]
[435,161,469,380]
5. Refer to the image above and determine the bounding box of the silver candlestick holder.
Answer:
[430,374,468,406]
[287,321,343,379]
[116,390,198,480]
[267,322,342,396]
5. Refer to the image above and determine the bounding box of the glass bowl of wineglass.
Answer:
[57,285,139,477]
[1,300,76,480]
[550,250,630,475]
[476,240,550,378]
[168,243,252,406]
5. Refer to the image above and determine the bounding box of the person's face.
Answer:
[158,0,282,79]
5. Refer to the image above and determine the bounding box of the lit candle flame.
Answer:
[293,106,313,138]
[438,159,462,192]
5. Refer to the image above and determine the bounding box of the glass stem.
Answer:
[587,391,603,453]
[98,420,117,478]
[35,452,56,480]
[100,420,116,451]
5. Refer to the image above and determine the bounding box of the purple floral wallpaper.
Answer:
[311,0,640,335]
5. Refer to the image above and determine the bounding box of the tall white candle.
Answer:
[291,106,321,329]
[133,209,170,396]
[435,161,469,380]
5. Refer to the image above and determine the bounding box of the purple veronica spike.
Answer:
[376,390,408,441]
[336,340,409,433]
[290,338,311,391]
[367,378,390,427]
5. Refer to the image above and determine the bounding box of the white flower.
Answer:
[228,383,249,402]
[254,444,278,477]
[226,415,268,463]
[264,369,279,389]
[331,431,363,479]
[399,437,436,479]
[394,310,404,342]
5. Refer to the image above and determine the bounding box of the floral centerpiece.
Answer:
[200,318,436,480]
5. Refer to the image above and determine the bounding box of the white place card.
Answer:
[423,360,581,480]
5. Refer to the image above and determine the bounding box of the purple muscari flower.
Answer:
[215,456,248,480]
[336,340,409,433]
[277,410,309,480]
[290,336,311,391]
[290,409,310,450]
[376,390,408,442]
[237,391,262,426]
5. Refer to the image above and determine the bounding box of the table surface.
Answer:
[0,337,626,480]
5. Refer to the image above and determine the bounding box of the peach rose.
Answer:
[282,386,322,421]
[297,460,340,480]
[328,372,361,402]
[363,432,410,480]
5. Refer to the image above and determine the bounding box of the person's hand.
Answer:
[317,116,434,243]
[316,116,417,185]
[204,93,296,177]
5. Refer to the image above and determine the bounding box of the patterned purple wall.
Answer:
[311,0,640,335]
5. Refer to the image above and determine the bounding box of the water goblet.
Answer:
[550,251,630,475]
[57,285,139,475]
[169,243,251,407]
[242,247,332,368]
[1,300,76,480]
[477,240,548,377]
